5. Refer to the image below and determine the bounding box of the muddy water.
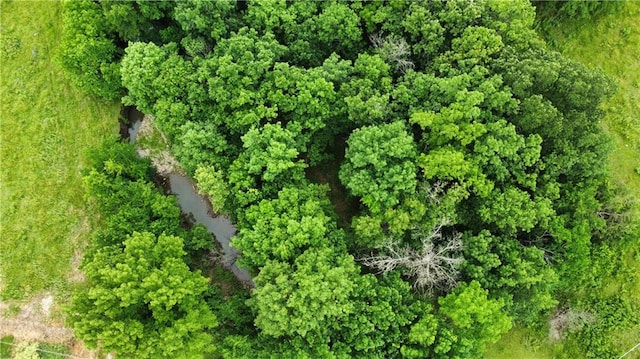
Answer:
[168,173,254,286]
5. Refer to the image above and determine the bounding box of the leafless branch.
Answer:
[549,308,596,342]
[360,218,464,295]
[370,32,415,74]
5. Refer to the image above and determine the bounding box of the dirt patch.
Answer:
[67,249,86,284]
[70,341,99,358]
[549,308,596,342]
[40,295,53,318]
[0,292,98,357]
[0,293,69,343]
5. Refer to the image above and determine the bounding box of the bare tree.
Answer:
[370,32,415,74]
[360,218,464,295]
[549,308,596,342]
[421,180,445,205]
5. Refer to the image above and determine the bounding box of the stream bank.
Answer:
[120,106,254,288]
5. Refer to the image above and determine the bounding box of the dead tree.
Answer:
[360,218,464,295]
[549,308,596,342]
[370,32,415,74]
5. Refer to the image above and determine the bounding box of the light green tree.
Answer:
[70,232,217,359]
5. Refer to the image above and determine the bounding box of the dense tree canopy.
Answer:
[70,232,217,359]
[62,0,625,357]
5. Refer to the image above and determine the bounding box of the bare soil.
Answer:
[0,291,97,358]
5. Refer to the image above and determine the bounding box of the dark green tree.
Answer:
[59,0,122,100]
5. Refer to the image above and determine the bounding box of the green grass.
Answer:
[543,2,640,199]
[487,3,640,358]
[38,342,71,359]
[0,336,14,358]
[485,327,555,359]
[0,1,119,300]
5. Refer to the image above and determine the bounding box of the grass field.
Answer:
[0,1,119,300]
[488,2,640,358]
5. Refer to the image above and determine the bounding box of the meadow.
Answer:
[0,1,119,301]
[487,2,640,358]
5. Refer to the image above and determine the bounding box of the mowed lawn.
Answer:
[487,2,640,358]
[0,1,119,300]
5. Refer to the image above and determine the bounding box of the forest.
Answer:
[1,0,639,358]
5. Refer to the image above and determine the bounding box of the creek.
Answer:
[121,106,254,288]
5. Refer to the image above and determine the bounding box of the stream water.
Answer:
[168,173,254,286]
[123,107,254,288]
[120,106,144,144]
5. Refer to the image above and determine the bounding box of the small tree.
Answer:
[360,219,463,294]
[549,308,596,341]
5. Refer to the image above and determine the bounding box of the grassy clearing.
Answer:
[0,1,119,300]
[488,2,640,358]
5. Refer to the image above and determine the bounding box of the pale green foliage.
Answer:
[401,312,438,358]
[417,147,493,198]
[70,232,217,359]
[435,281,512,357]
[13,342,39,359]
[195,164,231,214]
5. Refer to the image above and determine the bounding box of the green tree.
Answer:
[340,121,417,214]
[250,247,358,341]
[59,0,122,100]
[173,120,231,174]
[174,0,236,41]
[70,232,217,359]
[120,42,194,138]
[228,123,307,207]
[232,184,342,269]
[196,28,286,134]
[433,281,512,358]
[461,230,557,323]
[100,1,174,43]
[339,53,393,126]
[194,164,232,214]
